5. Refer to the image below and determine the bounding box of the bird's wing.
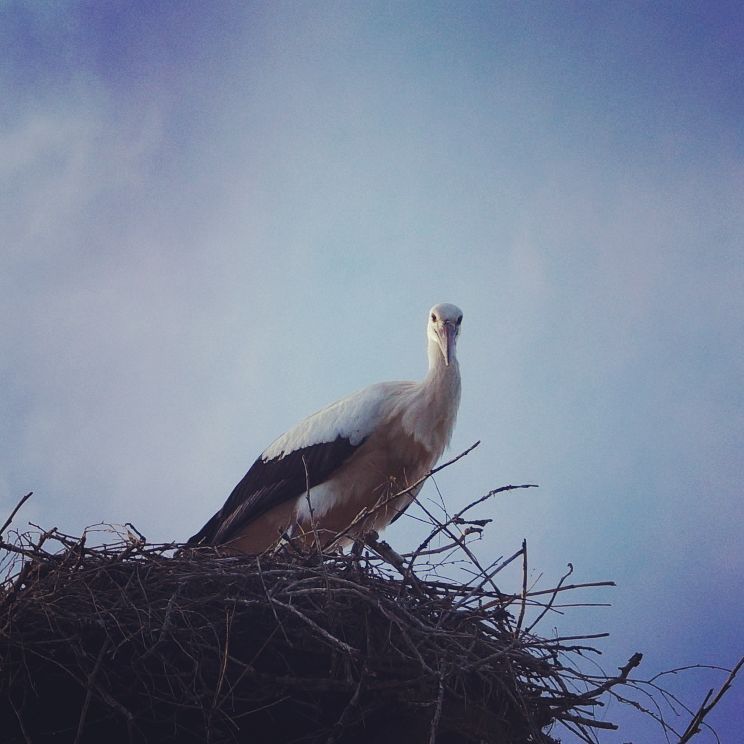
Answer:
[187,383,403,546]
[187,435,361,545]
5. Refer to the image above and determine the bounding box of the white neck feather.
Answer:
[398,338,461,457]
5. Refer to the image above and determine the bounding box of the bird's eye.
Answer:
[431,313,437,322]
[456,316,462,326]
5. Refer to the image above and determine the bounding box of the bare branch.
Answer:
[0,492,33,536]
[678,655,744,743]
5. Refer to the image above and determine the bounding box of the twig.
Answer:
[0,499,735,744]
[8,698,33,744]
[74,637,111,744]
[0,492,33,536]
[212,605,234,709]
[428,671,446,744]
[302,454,323,554]
[328,442,483,548]
[409,482,538,566]
[678,655,744,743]
[325,672,366,744]
[525,563,574,635]
[514,539,528,637]
[269,597,359,656]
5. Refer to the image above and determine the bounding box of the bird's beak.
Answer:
[437,322,457,366]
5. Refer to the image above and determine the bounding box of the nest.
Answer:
[0,486,735,744]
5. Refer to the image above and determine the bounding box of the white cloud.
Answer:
[1,6,743,738]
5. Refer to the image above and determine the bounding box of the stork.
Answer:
[187,303,463,554]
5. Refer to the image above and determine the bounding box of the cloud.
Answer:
[1,6,743,738]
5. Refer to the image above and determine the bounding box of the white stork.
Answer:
[187,303,463,554]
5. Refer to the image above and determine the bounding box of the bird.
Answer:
[187,303,463,554]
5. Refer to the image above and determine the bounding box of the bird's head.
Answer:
[427,303,463,367]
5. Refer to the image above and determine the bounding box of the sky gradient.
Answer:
[1,2,743,741]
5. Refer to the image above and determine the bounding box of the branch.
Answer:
[1,492,33,536]
[678,654,744,743]
[327,442,483,549]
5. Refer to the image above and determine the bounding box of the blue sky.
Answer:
[1,2,742,740]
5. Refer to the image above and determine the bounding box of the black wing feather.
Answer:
[187,435,362,546]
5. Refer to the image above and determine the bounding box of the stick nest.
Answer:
[0,484,730,744]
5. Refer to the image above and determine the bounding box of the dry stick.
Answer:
[451,545,527,612]
[429,439,481,474]
[524,580,616,598]
[8,697,33,744]
[139,586,181,661]
[87,687,135,738]
[325,672,366,744]
[630,679,693,735]
[428,671,446,744]
[677,654,744,744]
[525,632,611,646]
[124,522,146,543]
[302,454,323,554]
[254,556,291,645]
[561,712,618,731]
[0,492,33,536]
[363,533,411,579]
[327,441,483,550]
[524,562,574,636]
[269,597,359,656]
[400,539,467,559]
[553,652,644,714]
[649,663,733,682]
[411,495,510,621]
[605,686,674,738]
[479,579,617,614]
[73,636,112,744]
[463,641,517,672]
[410,481,538,566]
[212,605,234,710]
[514,539,528,637]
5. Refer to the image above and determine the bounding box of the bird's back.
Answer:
[187,381,417,548]
[186,301,464,554]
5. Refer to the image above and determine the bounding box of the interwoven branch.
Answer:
[0,486,739,744]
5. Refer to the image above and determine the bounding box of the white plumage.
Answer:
[188,303,463,553]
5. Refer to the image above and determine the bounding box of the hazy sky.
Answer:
[2,2,742,740]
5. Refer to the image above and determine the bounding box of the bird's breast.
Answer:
[399,379,460,459]
[294,415,436,537]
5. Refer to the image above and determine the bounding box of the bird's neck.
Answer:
[423,356,461,416]
[404,339,461,456]
[425,339,460,388]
